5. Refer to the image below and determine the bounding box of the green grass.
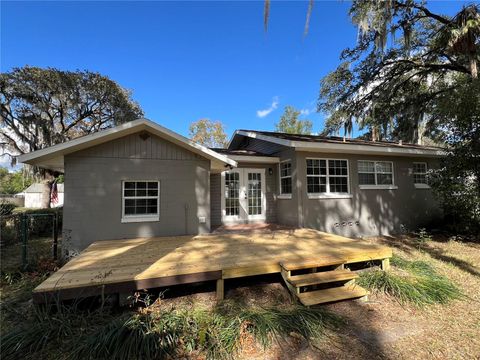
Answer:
[357,255,463,307]
[0,302,342,360]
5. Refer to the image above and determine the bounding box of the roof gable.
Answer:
[17,118,237,171]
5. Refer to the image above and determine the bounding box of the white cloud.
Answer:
[256,96,279,118]
[300,101,317,117]
[300,108,313,116]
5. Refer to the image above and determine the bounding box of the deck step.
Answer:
[280,257,345,271]
[288,269,358,287]
[297,284,368,306]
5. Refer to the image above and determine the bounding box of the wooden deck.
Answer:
[33,228,392,303]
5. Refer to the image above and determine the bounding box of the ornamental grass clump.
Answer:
[1,302,112,360]
[237,305,342,349]
[73,312,184,360]
[1,301,342,360]
[357,255,463,307]
[74,305,341,360]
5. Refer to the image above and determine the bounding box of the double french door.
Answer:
[221,168,266,223]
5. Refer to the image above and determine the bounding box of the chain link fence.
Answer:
[0,208,62,273]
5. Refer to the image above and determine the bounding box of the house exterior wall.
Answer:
[63,131,211,252]
[283,152,441,237]
[210,162,278,227]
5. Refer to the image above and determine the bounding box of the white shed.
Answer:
[23,183,64,208]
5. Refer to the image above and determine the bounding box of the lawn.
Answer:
[0,233,479,359]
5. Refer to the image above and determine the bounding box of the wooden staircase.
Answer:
[280,259,368,306]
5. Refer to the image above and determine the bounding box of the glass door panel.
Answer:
[247,172,262,216]
[225,171,240,217]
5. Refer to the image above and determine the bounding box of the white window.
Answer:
[306,159,350,198]
[358,161,396,189]
[413,162,429,188]
[122,181,159,222]
[279,161,292,197]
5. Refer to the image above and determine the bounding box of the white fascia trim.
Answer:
[295,142,444,157]
[227,155,280,164]
[234,130,444,157]
[235,130,292,147]
[307,193,353,199]
[121,215,160,223]
[359,185,399,190]
[18,118,237,167]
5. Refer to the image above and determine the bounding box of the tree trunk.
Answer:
[40,171,54,208]
[470,54,478,79]
[371,126,379,141]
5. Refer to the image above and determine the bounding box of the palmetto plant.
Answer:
[444,4,480,79]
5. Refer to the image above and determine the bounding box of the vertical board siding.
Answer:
[77,132,200,161]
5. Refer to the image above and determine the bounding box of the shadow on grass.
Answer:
[377,235,480,278]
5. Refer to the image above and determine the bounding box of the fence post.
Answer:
[53,212,58,261]
[21,213,28,270]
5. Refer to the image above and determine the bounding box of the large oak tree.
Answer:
[0,66,144,207]
[318,1,480,143]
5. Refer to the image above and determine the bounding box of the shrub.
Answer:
[413,228,432,248]
[0,202,16,216]
[12,207,63,238]
[0,222,17,245]
[358,255,463,307]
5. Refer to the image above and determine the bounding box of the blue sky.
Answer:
[1,0,470,144]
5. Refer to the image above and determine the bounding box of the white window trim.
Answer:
[413,162,430,188]
[359,184,398,190]
[121,180,160,223]
[307,193,353,199]
[358,160,396,189]
[220,168,267,222]
[279,159,293,198]
[414,183,431,189]
[306,158,351,196]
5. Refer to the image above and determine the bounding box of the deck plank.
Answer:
[34,228,392,299]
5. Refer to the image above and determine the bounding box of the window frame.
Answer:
[121,180,160,223]
[306,158,352,199]
[413,162,430,189]
[278,160,293,199]
[358,160,398,190]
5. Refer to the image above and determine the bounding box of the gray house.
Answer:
[18,118,443,251]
